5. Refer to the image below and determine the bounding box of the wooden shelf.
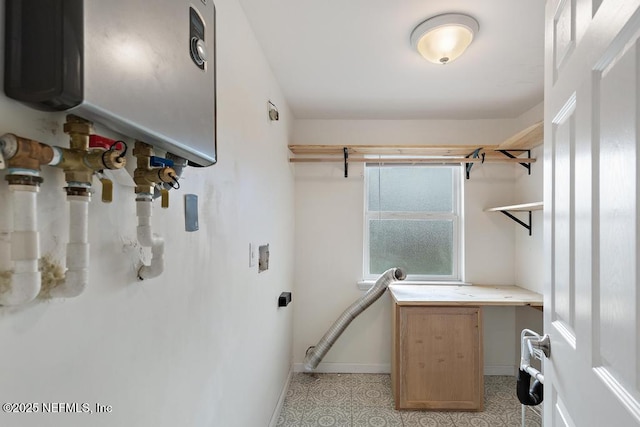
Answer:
[289,122,543,158]
[485,202,543,235]
[290,157,534,164]
[288,122,543,178]
[485,202,543,212]
[497,121,543,150]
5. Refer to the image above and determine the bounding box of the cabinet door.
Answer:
[397,306,483,410]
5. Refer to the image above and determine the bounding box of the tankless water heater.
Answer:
[4,0,217,166]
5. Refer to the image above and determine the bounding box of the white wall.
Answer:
[0,1,294,426]
[292,112,543,374]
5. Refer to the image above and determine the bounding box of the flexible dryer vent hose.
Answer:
[303,267,406,371]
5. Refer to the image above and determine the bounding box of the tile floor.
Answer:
[276,373,542,427]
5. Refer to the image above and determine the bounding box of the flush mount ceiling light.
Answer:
[410,13,479,65]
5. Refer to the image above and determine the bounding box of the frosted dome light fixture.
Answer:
[410,13,479,65]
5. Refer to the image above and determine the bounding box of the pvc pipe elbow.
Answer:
[137,229,164,280]
[0,271,41,305]
[138,261,164,280]
[48,270,88,298]
[138,243,164,280]
[49,245,89,298]
[135,199,165,281]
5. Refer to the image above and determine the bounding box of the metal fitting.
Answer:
[83,149,126,171]
[65,186,92,197]
[0,133,54,172]
[63,114,92,151]
[133,141,176,194]
[5,174,44,187]
[100,150,126,170]
[50,115,127,188]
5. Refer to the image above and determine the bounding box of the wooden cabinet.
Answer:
[389,284,542,411]
[391,303,483,411]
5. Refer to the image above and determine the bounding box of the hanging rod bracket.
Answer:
[465,148,483,179]
[343,147,348,178]
[498,149,531,174]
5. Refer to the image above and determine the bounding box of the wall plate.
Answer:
[249,243,257,267]
[184,194,199,232]
[258,244,269,272]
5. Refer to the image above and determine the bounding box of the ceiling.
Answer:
[237,0,545,120]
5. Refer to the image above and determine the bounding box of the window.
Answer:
[364,164,462,281]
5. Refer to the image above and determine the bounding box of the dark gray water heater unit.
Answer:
[4,0,217,166]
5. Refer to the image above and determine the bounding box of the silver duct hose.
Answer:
[303,267,406,371]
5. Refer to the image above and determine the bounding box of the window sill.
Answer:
[357,280,472,291]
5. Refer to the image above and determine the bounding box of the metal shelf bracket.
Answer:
[498,149,531,174]
[343,147,348,178]
[500,210,533,236]
[465,148,484,179]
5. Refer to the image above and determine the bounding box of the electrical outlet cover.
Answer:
[249,243,257,267]
[258,244,269,272]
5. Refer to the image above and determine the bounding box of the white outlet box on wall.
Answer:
[249,243,257,267]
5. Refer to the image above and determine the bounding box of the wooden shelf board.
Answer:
[485,202,543,212]
[288,123,543,165]
[497,121,543,150]
[288,144,500,156]
[289,157,536,164]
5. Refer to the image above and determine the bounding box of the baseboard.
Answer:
[484,365,516,376]
[291,363,514,376]
[293,363,391,373]
[268,368,292,427]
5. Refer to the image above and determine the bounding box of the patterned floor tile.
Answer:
[301,405,351,427]
[292,372,320,386]
[286,382,310,405]
[349,374,391,386]
[277,374,526,427]
[449,411,508,427]
[352,407,403,427]
[502,406,542,427]
[401,410,455,426]
[309,373,352,383]
[485,377,522,416]
[484,395,521,414]
[276,401,304,426]
[352,383,394,408]
[486,378,518,399]
[308,383,351,409]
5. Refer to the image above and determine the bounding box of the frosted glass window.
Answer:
[369,220,453,275]
[364,164,461,281]
[368,167,453,212]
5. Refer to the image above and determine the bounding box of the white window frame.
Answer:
[363,163,463,282]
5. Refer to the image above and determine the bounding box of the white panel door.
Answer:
[545,0,640,426]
